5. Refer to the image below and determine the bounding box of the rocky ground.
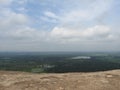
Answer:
[0,70,120,90]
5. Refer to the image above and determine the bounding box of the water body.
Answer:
[71,56,91,59]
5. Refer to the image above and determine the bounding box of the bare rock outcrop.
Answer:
[0,70,120,90]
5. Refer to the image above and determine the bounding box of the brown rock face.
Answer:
[0,70,120,90]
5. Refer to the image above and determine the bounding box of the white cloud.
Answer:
[1,27,45,40]
[0,11,28,31]
[17,7,26,12]
[50,25,114,43]
[0,6,46,41]
[0,3,31,40]
[0,0,13,5]
[42,0,114,29]
[44,11,58,19]
[0,0,119,51]
[42,11,59,23]
[16,0,28,5]
[40,16,58,23]
[57,0,113,24]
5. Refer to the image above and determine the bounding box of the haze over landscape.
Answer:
[0,0,120,52]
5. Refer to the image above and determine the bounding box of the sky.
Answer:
[0,0,120,52]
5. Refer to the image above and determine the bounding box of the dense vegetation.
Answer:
[0,52,120,73]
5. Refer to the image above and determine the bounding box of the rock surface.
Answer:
[0,70,120,90]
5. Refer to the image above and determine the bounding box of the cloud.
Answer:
[41,0,114,29]
[0,0,119,51]
[0,5,45,41]
[0,0,13,5]
[44,11,58,19]
[16,0,28,5]
[58,0,113,24]
[50,25,115,43]
[0,27,45,41]
[0,2,31,40]
[0,9,28,31]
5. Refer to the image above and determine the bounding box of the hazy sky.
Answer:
[0,0,120,52]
